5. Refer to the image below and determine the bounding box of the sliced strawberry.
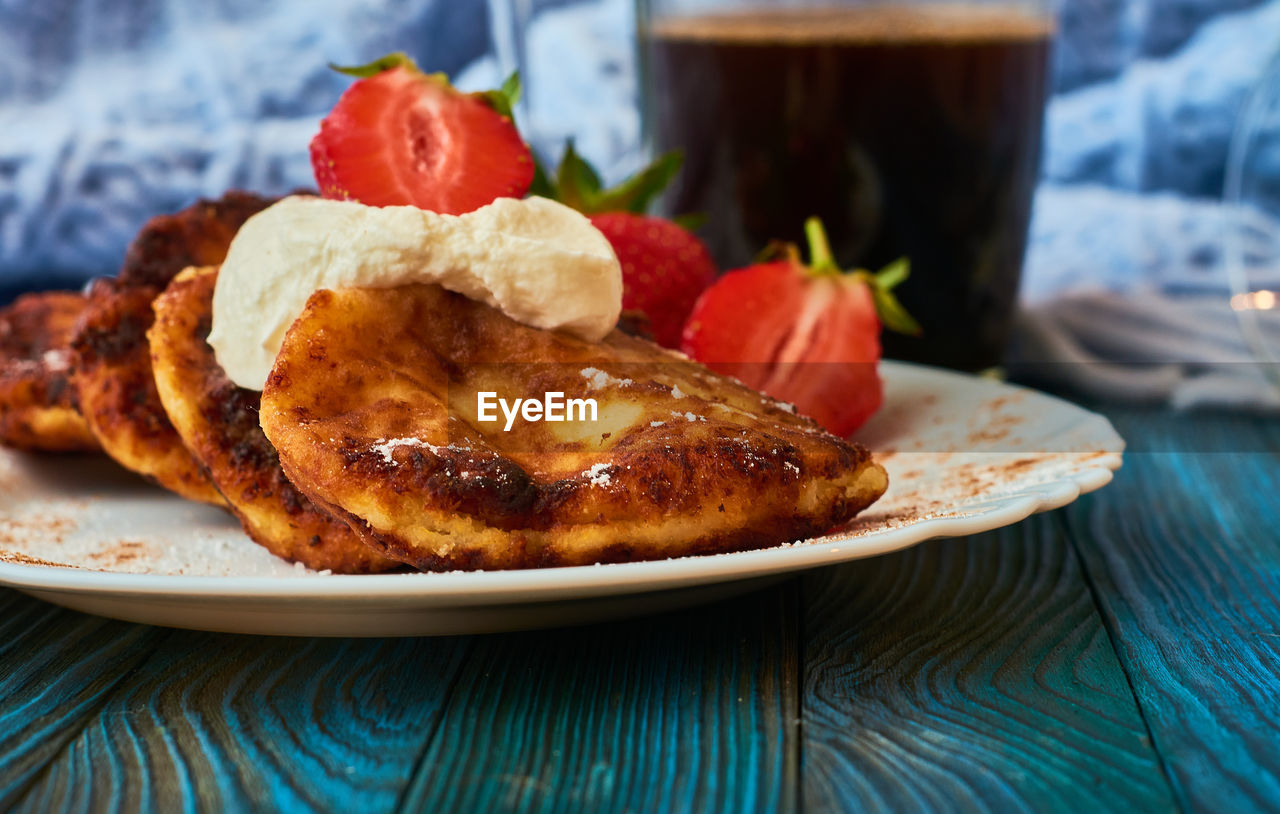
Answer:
[679,261,801,374]
[682,218,917,436]
[764,277,883,434]
[310,54,533,214]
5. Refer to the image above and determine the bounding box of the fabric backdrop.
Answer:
[1,0,1277,305]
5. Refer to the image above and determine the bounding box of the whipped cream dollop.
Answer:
[208,195,623,390]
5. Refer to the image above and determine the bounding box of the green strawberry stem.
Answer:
[329,53,521,119]
[864,269,923,336]
[476,71,522,119]
[534,141,688,217]
[329,52,416,78]
[800,216,921,336]
[804,217,840,275]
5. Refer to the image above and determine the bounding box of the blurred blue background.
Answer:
[0,0,1277,304]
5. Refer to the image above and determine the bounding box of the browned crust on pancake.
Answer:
[148,267,402,573]
[118,191,278,289]
[261,284,888,571]
[71,278,225,504]
[0,291,100,452]
[68,191,275,504]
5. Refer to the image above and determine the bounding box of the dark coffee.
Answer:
[644,6,1052,370]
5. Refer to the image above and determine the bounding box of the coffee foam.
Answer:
[649,4,1055,44]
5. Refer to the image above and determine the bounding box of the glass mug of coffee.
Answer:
[637,0,1054,371]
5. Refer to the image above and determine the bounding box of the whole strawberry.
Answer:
[536,144,716,348]
[311,53,533,214]
[589,212,715,348]
[682,219,918,436]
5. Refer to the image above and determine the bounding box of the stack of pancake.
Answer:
[0,193,888,572]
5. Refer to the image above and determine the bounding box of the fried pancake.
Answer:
[0,291,99,452]
[115,191,278,290]
[260,284,888,571]
[148,267,402,573]
[69,191,274,504]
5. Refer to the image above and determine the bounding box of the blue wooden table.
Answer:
[1,404,1276,813]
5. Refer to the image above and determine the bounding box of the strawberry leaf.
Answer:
[476,71,521,119]
[873,257,909,290]
[863,258,921,336]
[528,152,558,199]
[671,211,707,231]
[540,142,688,217]
[556,141,603,211]
[873,288,922,335]
[593,151,684,214]
[501,70,521,104]
[330,52,418,78]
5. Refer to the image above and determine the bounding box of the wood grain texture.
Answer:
[0,590,169,809]
[397,584,800,814]
[800,515,1178,813]
[10,628,471,813]
[1067,408,1280,813]
[11,405,1280,813]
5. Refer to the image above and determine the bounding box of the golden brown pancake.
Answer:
[0,291,100,452]
[260,283,887,571]
[148,267,401,573]
[69,191,274,504]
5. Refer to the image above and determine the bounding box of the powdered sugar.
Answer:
[41,349,70,371]
[582,462,613,486]
[370,437,441,464]
[580,367,632,389]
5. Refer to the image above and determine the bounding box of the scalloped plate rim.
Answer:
[0,459,1119,601]
[0,362,1123,623]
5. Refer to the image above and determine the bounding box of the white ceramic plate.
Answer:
[0,362,1122,636]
